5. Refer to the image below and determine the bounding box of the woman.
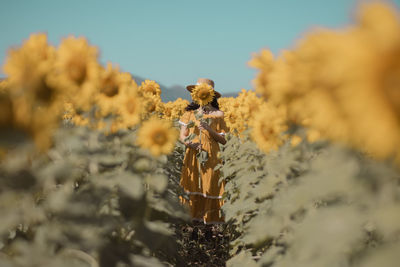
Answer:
[178,78,229,227]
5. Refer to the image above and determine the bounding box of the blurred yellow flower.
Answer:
[1,33,66,151]
[218,89,265,137]
[73,115,89,127]
[191,83,215,106]
[142,93,162,117]
[0,79,8,92]
[357,2,400,51]
[62,102,75,121]
[55,36,100,111]
[0,91,14,129]
[306,128,322,143]
[290,135,303,147]
[248,2,400,162]
[160,98,189,121]
[248,49,275,99]
[96,63,136,117]
[138,80,161,96]
[3,33,59,107]
[250,104,288,153]
[136,117,178,156]
[116,91,143,129]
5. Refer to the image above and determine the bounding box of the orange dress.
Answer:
[178,110,229,224]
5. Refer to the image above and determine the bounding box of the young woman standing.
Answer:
[178,78,229,227]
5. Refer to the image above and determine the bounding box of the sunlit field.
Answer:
[1,2,400,267]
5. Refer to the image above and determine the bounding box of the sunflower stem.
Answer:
[198,123,202,190]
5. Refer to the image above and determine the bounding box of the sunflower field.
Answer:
[1,1,400,267]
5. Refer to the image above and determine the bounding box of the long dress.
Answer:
[178,110,229,224]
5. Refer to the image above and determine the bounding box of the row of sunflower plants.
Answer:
[0,33,191,266]
[219,2,400,266]
[249,1,400,164]
[220,131,400,267]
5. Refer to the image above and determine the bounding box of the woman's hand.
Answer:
[186,142,201,151]
[198,121,211,132]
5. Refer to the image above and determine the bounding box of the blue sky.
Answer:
[1,0,400,93]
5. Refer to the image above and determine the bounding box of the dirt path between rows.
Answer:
[174,223,230,266]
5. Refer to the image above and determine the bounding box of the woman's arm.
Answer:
[199,121,227,145]
[179,125,201,150]
[179,124,189,144]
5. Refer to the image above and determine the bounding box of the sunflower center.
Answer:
[382,52,400,116]
[0,93,13,127]
[249,105,258,114]
[101,76,119,97]
[147,102,156,112]
[125,98,137,114]
[67,58,87,85]
[145,86,156,95]
[165,108,172,116]
[198,90,209,100]
[261,124,273,139]
[152,130,167,145]
[36,76,55,104]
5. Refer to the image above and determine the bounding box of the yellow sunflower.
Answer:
[62,101,75,121]
[72,115,89,127]
[158,98,188,121]
[191,83,215,106]
[138,80,161,96]
[95,63,133,117]
[0,91,14,129]
[5,94,59,152]
[116,91,143,129]
[250,104,288,153]
[159,102,174,121]
[0,79,9,92]
[141,93,162,118]
[290,135,303,147]
[136,117,178,156]
[3,33,59,107]
[248,49,275,100]
[171,98,189,118]
[55,35,100,111]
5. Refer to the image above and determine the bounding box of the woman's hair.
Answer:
[185,95,220,111]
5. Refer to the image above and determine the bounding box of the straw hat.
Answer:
[186,78,221,98]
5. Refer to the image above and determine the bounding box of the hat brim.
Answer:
[186,85,222,98]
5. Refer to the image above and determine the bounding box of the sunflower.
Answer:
[159,98,189,121]
[250,104,288,153]
[159,102,174,121]
[4,94,59,152]
[116,91,143,129]
[2,34,64,151]
[3,33,59,107]
[0,79,9,92]
[136,117,178,156]
[138,80,161,96]
[55,35,100,111]
[171,98,189,118]
[290,135,303,147]
[95,63,133,117]
[61,101,89,126]
[141,93,162,118]
[62,101,75,121]
[0,91,14,129]
[248,49,275,100]
[191,83,215,106]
